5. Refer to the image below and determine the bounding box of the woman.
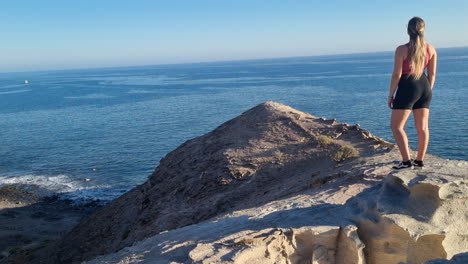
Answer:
[388,17,437,169]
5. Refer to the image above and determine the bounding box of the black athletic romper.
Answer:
[392,44,432,110]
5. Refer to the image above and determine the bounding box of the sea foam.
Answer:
[0,174,127,203]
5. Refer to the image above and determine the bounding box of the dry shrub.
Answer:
[331,145,359,162]
[316,135,335,147]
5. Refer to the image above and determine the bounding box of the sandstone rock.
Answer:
[31,101,467,264]
[84,153,466,264]
[403,252,468,263]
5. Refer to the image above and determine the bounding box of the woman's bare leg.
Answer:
[391,109,412,161]
[413,108,430,160]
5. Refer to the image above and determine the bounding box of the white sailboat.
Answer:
[24,80,29,84]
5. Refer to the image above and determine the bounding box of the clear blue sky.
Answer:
[1,0,467,72]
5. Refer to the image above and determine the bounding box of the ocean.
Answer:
[1,47,467,202]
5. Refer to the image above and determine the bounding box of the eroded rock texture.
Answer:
[23,101,466,264]
[40,101,389,264]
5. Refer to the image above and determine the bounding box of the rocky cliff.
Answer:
[84,150,467,264]
[25,101,467,264]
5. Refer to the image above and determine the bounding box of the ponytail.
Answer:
[407,17,426,79]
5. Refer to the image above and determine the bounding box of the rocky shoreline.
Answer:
[0,184,102,263]
[2,101,467,264]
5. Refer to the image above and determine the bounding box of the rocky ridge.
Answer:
[19,101,467,264]
[84,153,467,264]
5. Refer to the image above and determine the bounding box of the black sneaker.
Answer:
[412,159,424,168]
[392,160,413,170]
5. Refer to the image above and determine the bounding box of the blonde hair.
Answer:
[407,17,426,79]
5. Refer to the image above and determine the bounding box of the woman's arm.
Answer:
[427,44,437,89]
[388,46,405,108]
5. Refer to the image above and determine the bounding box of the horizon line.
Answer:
[2,45,467,75]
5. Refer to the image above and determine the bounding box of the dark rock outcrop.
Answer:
[43,101,391,263]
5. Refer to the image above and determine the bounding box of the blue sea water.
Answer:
[1,47,467,202]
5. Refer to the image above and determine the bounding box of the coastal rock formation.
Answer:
[46,101,389,263]
[84,153,467,264]
[23,101,467,264]
[351,161,468,263]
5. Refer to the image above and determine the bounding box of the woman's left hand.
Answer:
[387,96,394,109]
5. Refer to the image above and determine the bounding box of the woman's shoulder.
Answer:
[396,43,409,49]
[395,44,409,55]
[426,42,437,56]
[426,42,437,58]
